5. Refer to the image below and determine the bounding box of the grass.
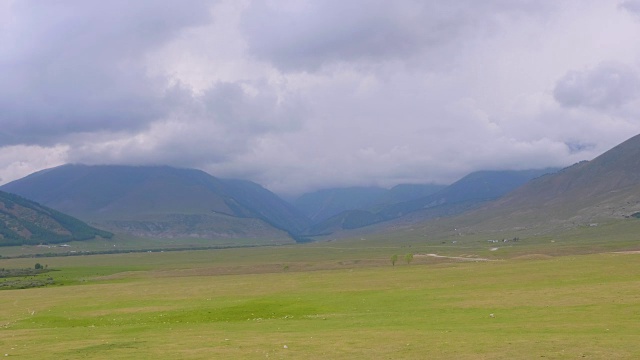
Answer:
[0,233,291,258]
[0,221,639,358]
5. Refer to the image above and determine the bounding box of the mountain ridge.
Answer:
[307,168,558,235]
[404,134,640,237]
[1,164,310,241]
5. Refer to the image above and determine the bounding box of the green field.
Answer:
[1,223,640,359]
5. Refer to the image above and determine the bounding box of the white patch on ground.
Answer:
[417,253,495,262]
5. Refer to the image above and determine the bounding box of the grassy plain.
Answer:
[1,221,640,359]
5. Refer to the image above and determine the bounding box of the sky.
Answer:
[1,0,640,196]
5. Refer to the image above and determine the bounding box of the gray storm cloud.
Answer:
[621,0,640,17]
[0,0,212,144]
[240,0,555,72]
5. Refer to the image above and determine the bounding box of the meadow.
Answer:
[1,222,640,359]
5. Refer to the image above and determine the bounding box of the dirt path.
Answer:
[416,253,494,262]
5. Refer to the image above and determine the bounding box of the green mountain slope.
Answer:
[0,190,112,246]
[1,165,309,240]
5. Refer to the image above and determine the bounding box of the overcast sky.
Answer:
[1,0,640,196]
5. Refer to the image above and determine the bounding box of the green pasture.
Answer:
[1,233,640,359]
[0,233,291,258]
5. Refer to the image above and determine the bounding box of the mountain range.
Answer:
[2,134,640,245]
[1,164,557,241]
[306,168,557,234]
[1,165,307,241]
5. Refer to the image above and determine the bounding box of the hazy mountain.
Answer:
[293,187,388,223]
[220,178,310,234]
[378,168,558,219]
[293,184,445,223]
[1,165,310,240]
[378,184,447,206]
[0,190,112,246]
[309,168,558,234]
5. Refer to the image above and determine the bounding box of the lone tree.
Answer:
[391,254,398,266]
[405,253,414,265]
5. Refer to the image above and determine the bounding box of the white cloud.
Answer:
[0,144,69,184]
[554,63,640,110]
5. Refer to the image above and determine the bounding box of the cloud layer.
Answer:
[1,0,640,195]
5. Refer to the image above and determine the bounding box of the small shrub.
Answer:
[405,253,414,265]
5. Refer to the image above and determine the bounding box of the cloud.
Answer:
[240,0,555,72]
[621,0,640,18]
[553,63,640,110]
[241,0,432,71]
[1,0,640,195]
[0,0,213,145]
[201,82,304,134]
[0,144,68,184]
[66,81,306,168]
